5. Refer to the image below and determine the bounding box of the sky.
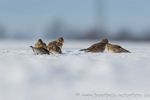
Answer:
[0,0,150,34]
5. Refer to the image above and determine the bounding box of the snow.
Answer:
[0,40,150,100]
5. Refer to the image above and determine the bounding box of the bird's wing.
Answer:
[43,43,47,46]
[112,44,130,53]
[41,48,49,54]
[48,41,56,46]
[88,43,99,49]
[112,44,122,48]
[43,48,49,52]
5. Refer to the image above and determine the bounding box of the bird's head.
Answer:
[56,37,64,43]
[101,38,109,44]
[38,39,43,43]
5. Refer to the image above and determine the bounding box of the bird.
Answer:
[47,37,64,54]
[80,38,109,53]
[35,39,47,49]
[47,44,62,54]
[105,43,130,53]
[47,37,64,49]
[30,46,49,55]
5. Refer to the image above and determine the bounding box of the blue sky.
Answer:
[0,0,150,34]
[107,0,150,32]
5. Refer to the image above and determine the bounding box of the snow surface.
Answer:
[0,40,150,100]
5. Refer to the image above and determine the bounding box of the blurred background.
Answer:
[0,0,150,41]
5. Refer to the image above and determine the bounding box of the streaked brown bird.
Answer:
[48,37,64,49]
[80,38,109,53]
[47,44,62,54]
[47,37,64,54]
[35,39,47,49]
[106,43,130,53]
[30,46,49,55]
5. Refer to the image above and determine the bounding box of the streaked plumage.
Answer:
[80,38,109,53]
[47,44,62,54]
[106,43,130,53]
[35,39,47,49]
[47,37,64,54]
[30,46,49,55]
[48,37,64,49]
[56,37,64,48]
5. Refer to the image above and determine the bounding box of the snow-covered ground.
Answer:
[0,40,150,100]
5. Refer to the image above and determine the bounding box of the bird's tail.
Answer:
[30,46,35,53]
[122,49,131,53]
[80,49,87,51]
[30,46,33,48]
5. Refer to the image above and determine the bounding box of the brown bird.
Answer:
[47,44,62,54]
[47,37,64,54]
[30,46,49,55]
[35,39,47,49]
[105,43,130,53]
[47,37,64,49]
[80,38,109,53]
